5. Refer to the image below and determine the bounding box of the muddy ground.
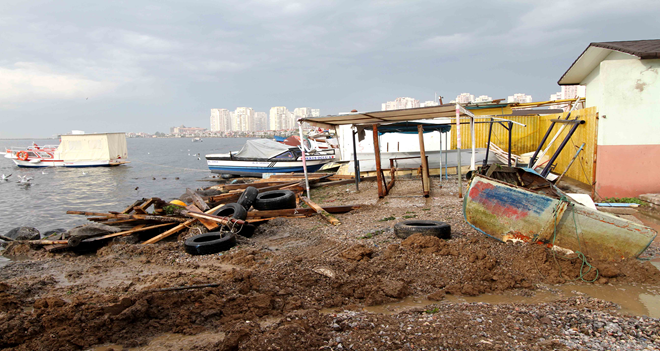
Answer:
[1,178,659,350]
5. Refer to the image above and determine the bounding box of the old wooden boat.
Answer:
[464,165,656,260]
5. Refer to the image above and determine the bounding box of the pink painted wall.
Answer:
[595,144,660,198]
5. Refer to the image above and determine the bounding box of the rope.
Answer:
[550,195,599,283]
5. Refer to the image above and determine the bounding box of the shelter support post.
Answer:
[298,121,311,199]
[373,124,386,198]
[417,125,430,197]
[470,116,476,170]
[438,131,443,187]
[508,122,513,167]
[455,104,462,198]
[352,129,360,191]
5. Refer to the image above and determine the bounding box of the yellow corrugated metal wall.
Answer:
[449,107,598,185]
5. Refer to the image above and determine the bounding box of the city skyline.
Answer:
[1,1,657,138]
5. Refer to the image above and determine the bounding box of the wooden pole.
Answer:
[352,128,360,191]
[142,202,234,245]
[470,116,476,171]
[418,125,430,197]
[373,124,385,198]
[298,119,311,199]
[301,196,341,226]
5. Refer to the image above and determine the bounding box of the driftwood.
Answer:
[82,223,176,243]
[185,205,219,230]
[120,199,145,214]
[0,235,14,242]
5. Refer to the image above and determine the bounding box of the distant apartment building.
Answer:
[253,112,268,131]
[507,93,533,103]
[420,100,439,107]
[311,109,320,117]
[381,97,420,111]
[454,93,474,104]
[171,125,206,136]
[550,85,586,101]
[210,108,232,132]
[233,107,254,132]
[270,106,293,130]
[474,95,493,103]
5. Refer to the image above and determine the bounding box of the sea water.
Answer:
[0,137,250,234]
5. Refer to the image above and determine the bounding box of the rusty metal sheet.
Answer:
[464,174,657,260]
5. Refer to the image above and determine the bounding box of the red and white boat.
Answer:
[3,133,129,168]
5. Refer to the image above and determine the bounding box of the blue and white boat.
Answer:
[205,139,335,176]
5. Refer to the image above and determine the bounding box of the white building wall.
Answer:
[582,52,660,146]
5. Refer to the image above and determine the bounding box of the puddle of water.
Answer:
[87,331,225,351]
[326,284,660,319]
[633,213,660,233]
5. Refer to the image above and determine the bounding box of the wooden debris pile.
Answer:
[24,173,368,252]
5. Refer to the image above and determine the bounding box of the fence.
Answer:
[450,107,598,185]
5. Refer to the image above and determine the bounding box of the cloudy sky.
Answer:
[1,0,658,138]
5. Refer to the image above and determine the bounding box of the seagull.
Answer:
[197,157,200,160]
[17,175,33,184]
[1,174,11,181]
[81,171,87,175]
[41,170,47,175]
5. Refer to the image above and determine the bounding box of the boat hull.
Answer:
[464,174,657,260]
[207,158,333,176]
[10,158,127,168]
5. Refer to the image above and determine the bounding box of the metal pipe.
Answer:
[541,120,585,177]
[483,117,493,168]
[298,120,311,199]
[455,104,462,198]
[508,121,513,167]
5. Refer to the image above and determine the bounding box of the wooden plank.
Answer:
[120,199,145,214]
[28,239,69,245]
[310,176,377,188]
[186,205,219,230]
[82,223,176,242]
[246,205,360,218]
[301,196,341,226]
[44,244,69,252]
[186,189,210,211]
[66,211,188,223]
[222,181,294,191]
[418,125,430,197]
[133,198,155,214]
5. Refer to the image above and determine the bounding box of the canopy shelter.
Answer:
[299,104,526,199]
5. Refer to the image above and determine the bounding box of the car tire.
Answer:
[253,190,297,211]
[184,232,237,255]
[212,203,248,220]
[237,186,258,211]
[394,220,451,239]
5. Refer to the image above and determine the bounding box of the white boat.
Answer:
[206,139,335,176]
[4,133,129,168]
[192,138,203,142]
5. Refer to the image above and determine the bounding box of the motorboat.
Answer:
[205,139,335,176]
[192,138,203,142]
[4,133,129,168]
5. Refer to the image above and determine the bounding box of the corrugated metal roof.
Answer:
[299,104,461,128]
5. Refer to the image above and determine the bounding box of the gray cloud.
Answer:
[0,0,658,137]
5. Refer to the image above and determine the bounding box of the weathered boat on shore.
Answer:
[464,165,656,261]
[205,139,335,177]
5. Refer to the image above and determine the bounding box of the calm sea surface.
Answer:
[0,137,251,235]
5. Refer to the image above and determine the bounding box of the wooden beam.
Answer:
[66,211,188,223]
[187,189,210,212]
[310,176,377,188]
[300,196,341,226]
[120,199,145,214]
[247,205,361,218]
[373,124,386,198]
[133,198,155,214]
[418,125,430,197]
[82,223,176,242]
[142,202,231,245]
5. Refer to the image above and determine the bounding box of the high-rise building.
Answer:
[210,109,232,132]
[233,107,254,132]
[381,97,420,111]
[550,85,586,101]
[253,112,268,131]
[420,100,439,107]
[507,93,533,103]
[269,106,293,130]
[311,109,320,117]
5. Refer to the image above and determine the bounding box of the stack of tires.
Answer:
[184,187,298,255]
